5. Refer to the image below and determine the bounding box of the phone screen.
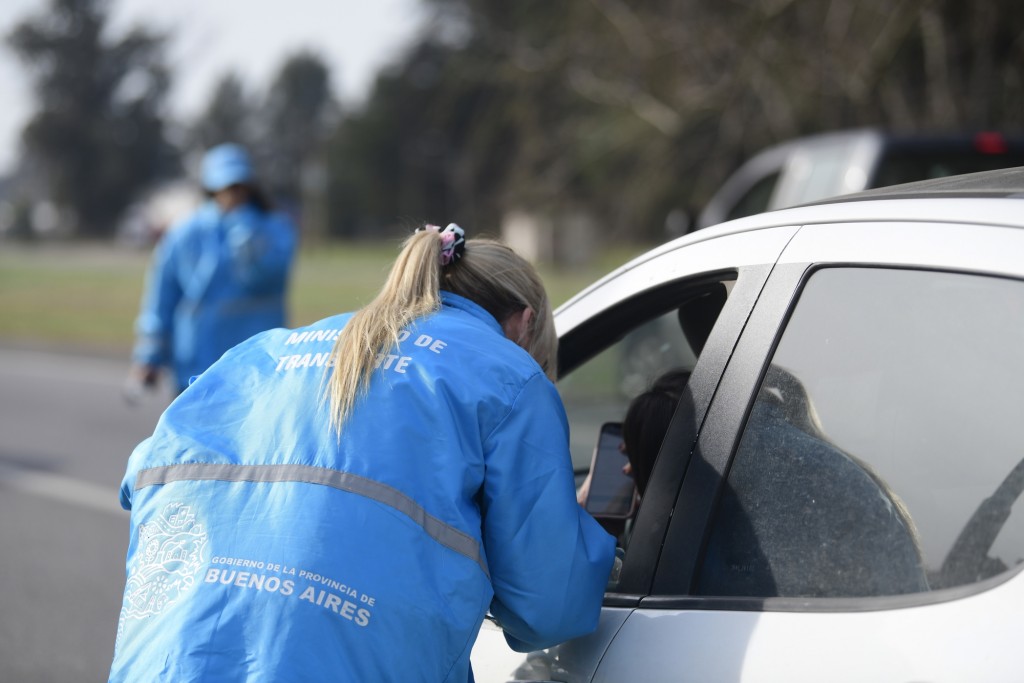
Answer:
[584,422,636,518]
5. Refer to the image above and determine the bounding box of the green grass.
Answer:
[0,241,647,357]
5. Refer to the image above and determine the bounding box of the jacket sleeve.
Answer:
[223,207,296,293]
[481,372,617,652]
[132,233,183,367]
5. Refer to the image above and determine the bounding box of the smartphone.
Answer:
[584,422,638,519]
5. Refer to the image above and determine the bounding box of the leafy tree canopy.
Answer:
[7,0,177,238]
[327,0,1024,244]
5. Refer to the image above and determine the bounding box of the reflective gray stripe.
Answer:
[135,463,487,576]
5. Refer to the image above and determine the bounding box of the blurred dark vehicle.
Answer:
[697,128,1024,229]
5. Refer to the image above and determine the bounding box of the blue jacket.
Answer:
[133,200,296,392]
[110,292,616,682]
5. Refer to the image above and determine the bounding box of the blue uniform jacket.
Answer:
[132,200,296,391]
[110,292,616,682]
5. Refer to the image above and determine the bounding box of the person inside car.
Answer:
[578,368,691,541]
[620,368,691,497]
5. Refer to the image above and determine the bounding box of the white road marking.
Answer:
[0,460,127,517]
[0,348,128,387]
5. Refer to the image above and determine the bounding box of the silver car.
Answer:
[472,167,1024,682]
[695,128,1024,229]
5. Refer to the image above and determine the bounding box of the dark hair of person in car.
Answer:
[622,368,691,496]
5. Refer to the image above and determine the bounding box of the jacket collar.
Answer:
[440,291,503,336]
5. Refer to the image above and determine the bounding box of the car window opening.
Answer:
[561,279,734,571]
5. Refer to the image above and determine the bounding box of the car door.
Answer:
[470,224,801,682]
[589,217,1024,682]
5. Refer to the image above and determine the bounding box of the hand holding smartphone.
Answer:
[583,422,638,519]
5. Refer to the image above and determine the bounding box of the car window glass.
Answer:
[785,149,854,206]
[559,278,734,569]
[873,148,1024,187]
[696,267,1024,598]
[559,279,732,481]
[725,173,779,223]
[559,310,695,475]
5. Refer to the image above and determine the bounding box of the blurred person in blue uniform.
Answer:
[129,143,296,395]
[109,224,616,682]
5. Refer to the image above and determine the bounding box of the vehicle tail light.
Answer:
[974,132,1009,154]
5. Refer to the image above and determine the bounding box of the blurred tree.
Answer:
[6,0,177,239]
[256,52,334,215]
[326,0,1024,246]
[324,41,460,238]
[191,71,254,151]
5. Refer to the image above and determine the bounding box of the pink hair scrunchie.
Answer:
[417,223,466,266]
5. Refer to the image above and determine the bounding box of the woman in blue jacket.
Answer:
[130,143,296,394]
[110,224,616,682]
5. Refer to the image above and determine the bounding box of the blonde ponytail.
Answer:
[325,231,442,434]
[326,228,557,436]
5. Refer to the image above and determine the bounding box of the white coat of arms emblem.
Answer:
[116,502,208,646]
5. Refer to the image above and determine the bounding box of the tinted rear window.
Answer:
[873,146,1024,188]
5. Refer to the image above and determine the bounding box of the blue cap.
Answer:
[201,143,254,192]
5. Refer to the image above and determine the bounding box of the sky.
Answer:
[0,0,426,174]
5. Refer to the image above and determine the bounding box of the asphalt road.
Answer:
[0,347,172,682]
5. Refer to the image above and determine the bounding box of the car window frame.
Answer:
[646,261,808,601]
[557,270,759,604]
[606,265,770,601]
[553,225,803,604]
